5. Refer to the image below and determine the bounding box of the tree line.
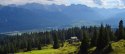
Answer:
[78,20,125,54]
[0,20,124,54]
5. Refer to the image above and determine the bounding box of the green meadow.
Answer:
[110,40,125,54]
[16,42,80,54]
[16,40,125,54]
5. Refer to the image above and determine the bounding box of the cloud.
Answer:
[71,0,125,9]
[99,0,125,9]
[0,0,71,6]
[0,0,125,9]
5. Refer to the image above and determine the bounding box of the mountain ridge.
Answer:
[0,3,125,32]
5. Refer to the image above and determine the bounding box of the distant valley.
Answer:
[0,3,125,33]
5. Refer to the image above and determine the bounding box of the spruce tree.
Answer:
[37,39,41,50]
[104,25,110,45]
[10,43,15,53]
[97,24,109,50]
[115,29,119,40]
[106,25,116,41]
[27,41,32,51]
[78,31,89,54]
[91,26,98,47]
[53,32,60,49]
[118,20,124,40]
[37,43,41,50]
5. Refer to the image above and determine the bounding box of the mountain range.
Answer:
[0,3,125,32]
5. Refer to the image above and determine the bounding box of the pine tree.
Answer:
[57,29,65,47]
[79,30,84,41]
[104,25,110,45]
[91,26,98,47]
[10,43,15,53]
[106,25,116,41]
[53,32,60,49]
[115,29,119,40]
[78,31,89,54]
[37,38,41,50]
[27,41,32,51]
[118,20,125,40]
[37,43,41,50]
[97,24,109,50]
[45,32,52,44]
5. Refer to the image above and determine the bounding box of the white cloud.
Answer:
[99,0,125,9]
[71,0,125,9]
[0,0,71,6]
[0,0,125,9]
[74,0,99,7]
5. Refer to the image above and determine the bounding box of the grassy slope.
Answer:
[16,42,80,54]
[88,40,125,54]
[16,40,125,54]
[110,40,125,54]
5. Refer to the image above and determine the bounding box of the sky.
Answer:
[0,0,125,9]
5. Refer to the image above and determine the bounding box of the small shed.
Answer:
[68,36,79,44]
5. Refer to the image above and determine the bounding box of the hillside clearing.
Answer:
[110,40,125,54]
[16,42,80,54]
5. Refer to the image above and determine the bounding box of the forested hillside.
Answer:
[0,20,125,54]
